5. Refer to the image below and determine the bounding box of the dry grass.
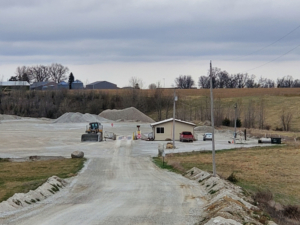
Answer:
[0,158,85,202]
[90,88,300,131]
[163,145,300,205]
[85,88,300,98]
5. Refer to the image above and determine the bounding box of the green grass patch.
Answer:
[0,158,86,202]
[152,157,177,172]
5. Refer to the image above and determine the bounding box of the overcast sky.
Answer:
[0,0,299,87]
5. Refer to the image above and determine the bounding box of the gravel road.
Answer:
[0,119,266,224]
[0,120,207,225]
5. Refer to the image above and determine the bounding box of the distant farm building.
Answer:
[71,80,84,89]
[150,118,196,141]
[86,81,118,89]
[30,82,58,90]
[0,81,30,90]
[58,81,68,90]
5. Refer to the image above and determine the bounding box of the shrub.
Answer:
[253,190,273,203]
[227,172,238,183]
[236,118,242,127]
[222,118,231,126]
[283,205,300,220]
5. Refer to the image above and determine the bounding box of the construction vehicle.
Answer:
[81,122,103,142]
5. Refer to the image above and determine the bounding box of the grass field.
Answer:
[155,145,300,205]
[93,88,300,131]
[0,158,85,202]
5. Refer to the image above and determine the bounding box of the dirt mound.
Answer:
[99,107,155,123]
[53,112,110,123]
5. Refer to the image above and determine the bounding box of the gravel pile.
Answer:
[194,126,215,133]
[53,112,110,123]
[0,176,67,213]
[0,114,21,120]
[99,107,155,123]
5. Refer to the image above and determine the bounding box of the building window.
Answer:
[156,127,164,133]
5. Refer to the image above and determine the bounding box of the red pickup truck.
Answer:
[180,131,194,142]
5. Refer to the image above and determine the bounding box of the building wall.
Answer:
[86,82,118,89]
[72,82,84,89]
[153,121,194,141]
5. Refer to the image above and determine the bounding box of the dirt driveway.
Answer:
[0,120,207,224]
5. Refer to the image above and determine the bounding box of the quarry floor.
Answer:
[0,119,266,225]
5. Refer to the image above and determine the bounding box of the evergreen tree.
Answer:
[68,72,74,89]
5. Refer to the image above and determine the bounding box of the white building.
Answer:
[150,118,196,141]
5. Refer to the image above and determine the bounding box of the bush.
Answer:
[253,190,273,203]
[227,172,238,183]
[283,205,300,220]
[222,118,231,126]
[236,118,242,127]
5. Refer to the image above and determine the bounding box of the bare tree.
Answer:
[217,71,230,88]
[244,100,256,128]
[148,83,157,89]
[49,63,69,83]
[277,75,294,88]
[27,65,50,82]
[293,79,300,87]
[245,75,257,88]
[234,73,249,88]
[257,98,266,129]
[258,76,275,88]
[198,76,210,88]
[175,75,195,89]
[15,66,31,83]
[129,76,144,89]
[280,109,293,131]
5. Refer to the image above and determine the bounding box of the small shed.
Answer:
[150,118,196,141]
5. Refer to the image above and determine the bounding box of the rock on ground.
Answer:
[99,107,155,123]
[71,151,84,158]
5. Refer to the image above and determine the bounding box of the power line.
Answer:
[230,24,300,61]
[242,42,300,73]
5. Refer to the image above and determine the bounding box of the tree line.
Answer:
[174,68,300,89]
[8,64,69,83]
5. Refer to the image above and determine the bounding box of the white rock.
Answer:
[204,216,242,225]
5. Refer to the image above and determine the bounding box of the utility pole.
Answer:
[172,89,177,148]
[210,61,216,177]
[234,103,237,144]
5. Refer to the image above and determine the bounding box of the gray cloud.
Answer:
[0,0,299,66]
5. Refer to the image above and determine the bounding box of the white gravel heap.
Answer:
[53,112,110,123]
[99,107,155,123]
[0,114,21,120]
[0,176,67,213]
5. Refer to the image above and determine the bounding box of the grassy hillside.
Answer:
[1,88,300,131]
